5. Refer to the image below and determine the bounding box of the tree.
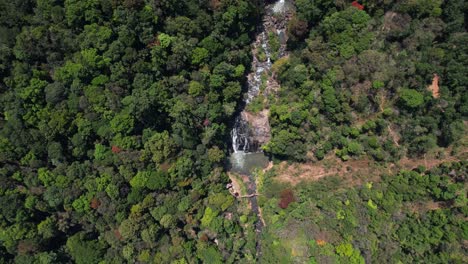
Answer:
[207,146,224,163]
[130,170,168,191]
[45,82,66,105]
[93,144,108,160]
[399,88,424,108]
[37,217,56,239]
[201,207,216,227]
[192,47,209,65]
[66,233,104,264]
[110,113,134,135]
[143,130,177,164]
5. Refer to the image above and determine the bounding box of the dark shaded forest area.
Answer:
[0,0,264,262]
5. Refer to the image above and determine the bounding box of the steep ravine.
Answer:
[229,0,293,260]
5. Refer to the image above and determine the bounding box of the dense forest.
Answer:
[0,0,467,263]
[264,0,467,162]
[0,0,265,262]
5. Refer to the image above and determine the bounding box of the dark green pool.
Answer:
[228,152,270,175]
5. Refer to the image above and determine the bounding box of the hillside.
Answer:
[0,0,466,263]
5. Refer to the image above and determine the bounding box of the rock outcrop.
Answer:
[242,110,271,151]
[231,0,293,153]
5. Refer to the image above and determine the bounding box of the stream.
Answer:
[229,0,292,260]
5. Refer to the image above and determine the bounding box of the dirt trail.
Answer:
[408,200,450,213]
[387,125,400,146]
[274,158,373,186]
[274,151,466,186]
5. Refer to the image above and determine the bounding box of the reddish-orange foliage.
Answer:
[90,198,101,209]
[316,240,327,246]
[114,229,123,241]
[111,145,122,153]
[278,189,296,209]
[351,1,364,10]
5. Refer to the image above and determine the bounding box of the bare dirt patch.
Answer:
[427,73,440,98]
[274,156,376,186]
[407,200,451,214]
[274,149,466,186]
[397,155,459,170]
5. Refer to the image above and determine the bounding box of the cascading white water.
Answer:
[231,0,292,155]
[231,31,273,153]
[231,126,239,153]
[231,116,253,153]
[273,0,286,13]
[228,0,293,260]
[245,31,272,105]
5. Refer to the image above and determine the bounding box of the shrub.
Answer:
[278,189,296,209]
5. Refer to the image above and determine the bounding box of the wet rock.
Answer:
[242,109,271,150]
[231,110,271,152]
[231,0,292,153]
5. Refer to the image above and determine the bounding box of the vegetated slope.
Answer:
[0,0,264,263]
[259,161,467,263]
[255,1,467,263]
[264,0,467,162]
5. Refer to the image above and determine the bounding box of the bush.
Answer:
[278,189,296,209]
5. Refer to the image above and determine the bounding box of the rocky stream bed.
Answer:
[228,0,293,260]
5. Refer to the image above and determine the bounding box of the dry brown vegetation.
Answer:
[273,155,377,186]
[407,200,451,214]
[273,148,467,186]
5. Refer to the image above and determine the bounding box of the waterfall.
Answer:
[230,0,292,154]
[232,116,253,153]
[228,0,293,260]
[231,126,239,153]
[273,0,287,13]
[231,30,274,153]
